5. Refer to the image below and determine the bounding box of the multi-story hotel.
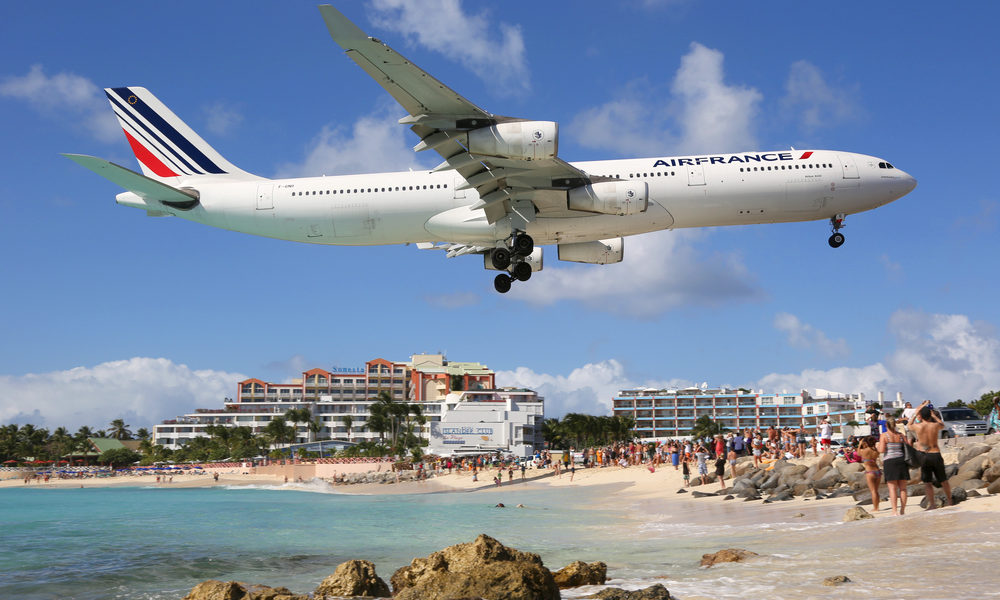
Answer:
[613,387,903,439]
[152,354,544,456]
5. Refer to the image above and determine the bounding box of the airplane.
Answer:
[65,5,916,294]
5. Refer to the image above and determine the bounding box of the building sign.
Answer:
[430,422,502,448]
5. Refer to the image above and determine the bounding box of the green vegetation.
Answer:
[541,413,636,450]
[99,447,140,468]
[690,415,725,440]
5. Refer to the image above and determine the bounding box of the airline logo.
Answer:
[653,151,814,168]
[106,87,227,177]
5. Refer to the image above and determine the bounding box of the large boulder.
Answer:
[836,462,864,478]
[813,468,841,490]
[957,478,986,492]
[958,443,991,465]
[920,487,967,508]
[314,560,390,598]
[586,584,672,600]
[389,534,559,600]
[552,561,607,588]
[182,581,308,600]
[988,478,1000,495]
[983,464,1000,484]
[699,548,759,567]
[817,453,837,471]
[959,454,992,479]
[843,507,873,521]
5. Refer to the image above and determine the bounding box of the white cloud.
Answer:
[275,104,430,177]
[367,0,528,93]
[0,65,119,142]
[781,60,858,131]
[498,360,691,418]
[508,230,762,318]
[760,310,1000,404]
[774,312,850,358]
[0,358,245,431]
[569,42,762,156]
[203,101,243,136]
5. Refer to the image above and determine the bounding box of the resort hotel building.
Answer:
[152,354,545,457]
[613,387,905,439]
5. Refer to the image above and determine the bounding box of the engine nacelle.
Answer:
[568,181,648,216]
[468,121,557,161]
[557,238,624,264]
[484,247,543,272]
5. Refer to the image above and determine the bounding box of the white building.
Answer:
[427,388,545,458]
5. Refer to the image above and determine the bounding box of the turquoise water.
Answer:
[4,483,1000,600]
[0,484,624,600]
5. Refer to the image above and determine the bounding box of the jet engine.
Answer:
[557,238,623,264]
[567,181,648,216]
[467,121,557,161]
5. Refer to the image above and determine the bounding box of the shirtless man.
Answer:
[909,400,952,509]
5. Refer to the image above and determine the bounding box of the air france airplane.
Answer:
[66,5,916,293]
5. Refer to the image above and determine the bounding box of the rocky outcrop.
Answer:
[329,470,423,485]
[586,584,672,600]
[843,507,873,521]
[958,443,991,465]
[314,560,390,598]
[552,561,607,588]
[699,548,759,567]
[389,534,560,600]
[182,581,308,600]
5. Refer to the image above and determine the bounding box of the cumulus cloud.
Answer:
[0,65,119,142]
[570,43,762,156]
[367,0,529,93]
[0,358,245,431]
[275,104,430,177]
[781,60,859,132]
[203,101,243,136]
[497,360,691,418]
[760,310,1000,404]
[774,312,850,358]
[508,230,763,319]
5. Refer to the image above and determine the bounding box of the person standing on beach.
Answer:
[877,416,909,516]
[910,401,953,509]
[858,436,882,512]
[681,456,690,487]
[819,419,833,453]
[695,445,710,486]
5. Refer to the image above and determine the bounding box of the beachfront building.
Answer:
[427,388,545,458]
[613,387,903,439]
[152,355,543,456]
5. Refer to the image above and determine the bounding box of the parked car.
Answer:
[937,407,989,437]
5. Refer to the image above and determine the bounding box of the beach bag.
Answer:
[903,443,925,469]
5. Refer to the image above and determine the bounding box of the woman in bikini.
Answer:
[876,416,908,516]
[858,436,882,512]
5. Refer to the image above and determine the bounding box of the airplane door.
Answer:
[256,184,274,210]
[687,164,706,186]
[837,154,860,179]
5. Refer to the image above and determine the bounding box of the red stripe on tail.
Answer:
[123,129,178,177]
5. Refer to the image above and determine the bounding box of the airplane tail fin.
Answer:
[104,86,256,181]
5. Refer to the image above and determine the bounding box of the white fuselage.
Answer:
[120,149,915,247]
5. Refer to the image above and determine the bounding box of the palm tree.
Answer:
[264,417,296,452]
[108,419,133,440]
[340,415,354,443]
[135,428,151,441]
[284,408,313,443]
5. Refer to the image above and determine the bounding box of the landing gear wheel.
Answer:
[512,233,534,256]
[828,233,845,248]
[491,248,512,270]
[511,262,532,282]
[494,273,512,294]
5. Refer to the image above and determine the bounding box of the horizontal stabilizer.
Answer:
[62,154,198,203]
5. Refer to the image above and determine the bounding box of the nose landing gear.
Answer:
[828,214,846,248]
[490,232,534,293]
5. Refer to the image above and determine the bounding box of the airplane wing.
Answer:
[318,5,599,225]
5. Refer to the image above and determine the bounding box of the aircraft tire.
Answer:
[491,248,512,270]
[512,234,534,256]
[828,233,845,248]
[494,273,512,294]
[512,262,532,282]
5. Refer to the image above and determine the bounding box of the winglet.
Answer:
[318,5,370,44]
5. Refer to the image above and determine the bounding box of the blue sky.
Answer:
[2,1,998,430]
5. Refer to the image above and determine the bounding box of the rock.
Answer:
[989,445,1000,463]
[958,443,991,465]
[699,548,759,567]
[988,478,1000,495]
[793,512,805,518]
[760,472,781,490]
[552,561,607,589]
[817,453,836,471]
[982,464,1000,483]
[843,507,873,521]
[906,484,926,497]
[813,470,841,490]
[676,488,688,494]
[314,560,390,598]
[822,575,852,586]
[958,454,991,478]
[389,534,559,600]
[723,495,735,500]
[743,494,762,501]
[828,486,856,498]
[769,490,794,502]
[792,482,811,496]
[801,488,817,498]
[182,581,308,600]
[968,489,982,497]
[691,490,717,498]
[957,478,986,492]
[835,462,864,477]
[919,487,967,509]
[586,583,672,600]
[945,464,959,478]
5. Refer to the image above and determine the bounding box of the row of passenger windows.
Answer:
[740,163,832,172]
[292,183,448,196]
[627,171,677,178]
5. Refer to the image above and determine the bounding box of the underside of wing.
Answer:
[319,5,604,226]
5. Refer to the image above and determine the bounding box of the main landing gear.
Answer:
[492,233,534,294]
[828,213,846,248]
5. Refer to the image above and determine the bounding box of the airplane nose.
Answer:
[900,170,917,193]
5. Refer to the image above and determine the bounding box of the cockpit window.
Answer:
[878,162,896,169]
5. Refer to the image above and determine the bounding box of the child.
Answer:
[682,458,690,487]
